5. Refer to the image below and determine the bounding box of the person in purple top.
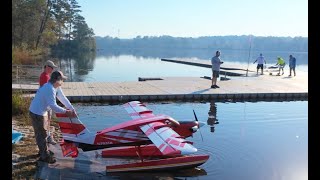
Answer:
[289,54,296,76]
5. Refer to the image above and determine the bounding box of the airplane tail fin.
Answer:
[55,111,89,158]
[55,111,89,136]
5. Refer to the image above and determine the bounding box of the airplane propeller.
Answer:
[193,110,204,142]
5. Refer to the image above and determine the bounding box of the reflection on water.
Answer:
[108,167,207,179]
[207,100,219,133]
[58,52,96,82]
[74,100,307,180]
[96,48,308,65]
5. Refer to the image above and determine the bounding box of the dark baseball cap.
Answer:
[50,70,68,81]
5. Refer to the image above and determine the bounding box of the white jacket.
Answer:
[29,82,74,116]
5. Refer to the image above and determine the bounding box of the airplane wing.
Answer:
[123,101,156,119]
[140,121,197,156]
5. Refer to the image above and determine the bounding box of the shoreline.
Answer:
[12,115,61,179]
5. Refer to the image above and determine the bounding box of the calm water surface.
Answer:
[60,49,308,82]
[73,100,308,180]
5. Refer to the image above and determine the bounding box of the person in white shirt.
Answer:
[253,53,267,75]
[211,50,224,88]
[29,70,74,164]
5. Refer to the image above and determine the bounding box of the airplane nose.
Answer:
[191,121,205,132]
[191,126,198,132]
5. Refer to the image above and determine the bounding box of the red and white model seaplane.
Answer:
[55,101,209,172]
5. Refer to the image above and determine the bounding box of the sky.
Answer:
[77,0,308,39]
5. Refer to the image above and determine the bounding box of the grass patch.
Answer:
[12,91,32,126]
[12,45,48,65]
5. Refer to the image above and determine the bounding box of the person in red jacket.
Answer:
[39,60,58,146]
[39,60,57,87]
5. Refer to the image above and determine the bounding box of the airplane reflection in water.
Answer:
[108,166,207,179]
[207,100,219,133]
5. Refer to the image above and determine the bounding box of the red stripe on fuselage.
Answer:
[102,145,163,157]
[94,135,117,145]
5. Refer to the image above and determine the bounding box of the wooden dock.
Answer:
[12,70,308,103]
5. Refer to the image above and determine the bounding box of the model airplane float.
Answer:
[55,101,209,172]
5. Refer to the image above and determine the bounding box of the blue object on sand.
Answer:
[12,129,23,144]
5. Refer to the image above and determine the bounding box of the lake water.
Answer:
[73,100,308,180]
[57,49,307,179]
[59,49,308,82]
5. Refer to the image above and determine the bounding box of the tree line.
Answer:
[96,35,307,52]
[12,0,96,63]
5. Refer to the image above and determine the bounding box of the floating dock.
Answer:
[12,72,308,103]
[161,58,255,76]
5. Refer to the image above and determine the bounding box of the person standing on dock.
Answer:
[276,56,286,75]
[253,53,266,75]
[288,55,296,76]
[211,50,224,88]
[39,60,58,146]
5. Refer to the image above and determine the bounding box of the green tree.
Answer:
[12,0,96,61]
